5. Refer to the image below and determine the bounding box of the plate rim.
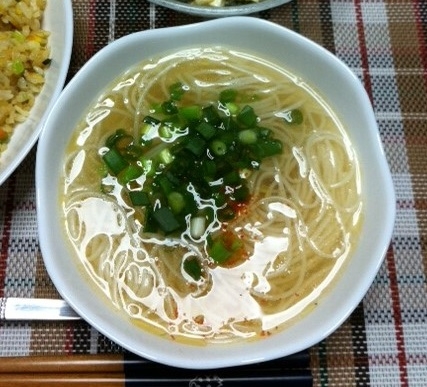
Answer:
[148,0,293,17]
[0,0,74,185]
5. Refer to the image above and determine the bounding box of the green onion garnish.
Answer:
[99,84,288,268]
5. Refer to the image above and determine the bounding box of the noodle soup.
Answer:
[61,47,363,344]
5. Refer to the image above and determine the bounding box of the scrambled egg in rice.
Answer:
[0,0,50,152]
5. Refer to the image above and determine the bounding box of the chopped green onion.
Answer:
[11,60,25,76]
[152,207,181,234]
[202,159,216,177]
[223,170,241,185]
[185,136,207,157]
[195,122,216,140]
[165,171,181,187]
[143,209,157,233]
[179,105,202,121]
[102,148,129,175]
[129,191,150,206]
[161,100,178,115]
[255,139,283,157]
[183,258,202,281]
[237,105,257,127]
[140,118,160,142]
[167,191,185,214]
[283,109,303,125]
[12,30,25,43]
[221,115,239,132]
[140,125,155,141]
[139,158,155,176]
[232,185,250,202]
[159,148,174,164]
[219,89,237,103]
[106,129,127,148]
[238,129,258,144]
[202,105,221,125]
[143,116,161,126]
[209,239,232,264]
[157,175,174,195]
[225,102,239,115]
[218,130,235,146]
[159,124,173,139]
[99,84,284,242]
[169,82,186,101]
[118,164,144,184]
[230,237,243,252]
[162,115,185,132]
[190,216,206,239]
[210,140,227,156]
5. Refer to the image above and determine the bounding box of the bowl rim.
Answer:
[0,0,73,186]
[36,16,396,369]
[148,0,293,17]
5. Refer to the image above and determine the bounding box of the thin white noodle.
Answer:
[60,47,363,343]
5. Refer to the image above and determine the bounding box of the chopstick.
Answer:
[0,354,131,374]
[0,352,312,386]
[0,373,313,386]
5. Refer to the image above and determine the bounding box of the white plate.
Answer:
[0,0,73,185]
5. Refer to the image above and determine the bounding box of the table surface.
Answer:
[1,1,426,386]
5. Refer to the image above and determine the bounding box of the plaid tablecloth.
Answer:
[1,1,426,386]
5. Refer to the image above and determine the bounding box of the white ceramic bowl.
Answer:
[149,0,292,17]
[36,17,395,369]
[0,0,73,185]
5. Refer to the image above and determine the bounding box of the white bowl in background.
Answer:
[149,0,292,17]
[36,16,395,369]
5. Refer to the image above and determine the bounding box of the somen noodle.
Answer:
[61,47,363,344]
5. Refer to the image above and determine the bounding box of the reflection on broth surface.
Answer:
[61,47,363,344]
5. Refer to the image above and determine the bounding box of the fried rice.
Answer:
[0,0,50,152]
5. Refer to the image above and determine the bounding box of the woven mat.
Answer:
[1,1,427,386]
